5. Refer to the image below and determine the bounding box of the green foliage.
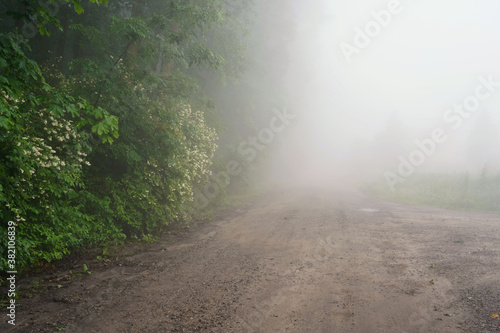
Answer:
[0,32,118,270]
[0,0,251,270]
[82,100,218,236]
[3,0,108,36]
[57,0,222,236]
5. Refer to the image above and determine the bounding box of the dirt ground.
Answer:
[3,187,500,332]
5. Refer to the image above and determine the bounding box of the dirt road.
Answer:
[7,187,500,332]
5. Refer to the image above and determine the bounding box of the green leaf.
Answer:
[74,3,85,15]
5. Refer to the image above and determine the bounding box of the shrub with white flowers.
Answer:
[0,33,118,269]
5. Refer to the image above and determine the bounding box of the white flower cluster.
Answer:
[175,104,219,202]
[40,112,78,143]
[4,203,26,223]
[12,107,92,220]
[136,104,218,209]
[179,105,218,179]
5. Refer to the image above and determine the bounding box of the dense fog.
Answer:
[268,0,500,189]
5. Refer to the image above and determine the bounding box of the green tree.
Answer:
[0,32,118,269]
[1,0,254,269]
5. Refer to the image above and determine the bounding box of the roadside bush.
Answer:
[0,32,118,270]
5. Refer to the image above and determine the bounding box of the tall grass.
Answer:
[367,172,500,213]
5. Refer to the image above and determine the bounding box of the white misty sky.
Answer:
[288,0,500,142]
[270,0,500,182]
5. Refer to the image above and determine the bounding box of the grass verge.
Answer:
[366,172,500,213]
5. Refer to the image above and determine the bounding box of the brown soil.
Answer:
[3,187,500,332]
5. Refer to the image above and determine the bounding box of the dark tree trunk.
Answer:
[125,0,146,69]
[56,5,68,71]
